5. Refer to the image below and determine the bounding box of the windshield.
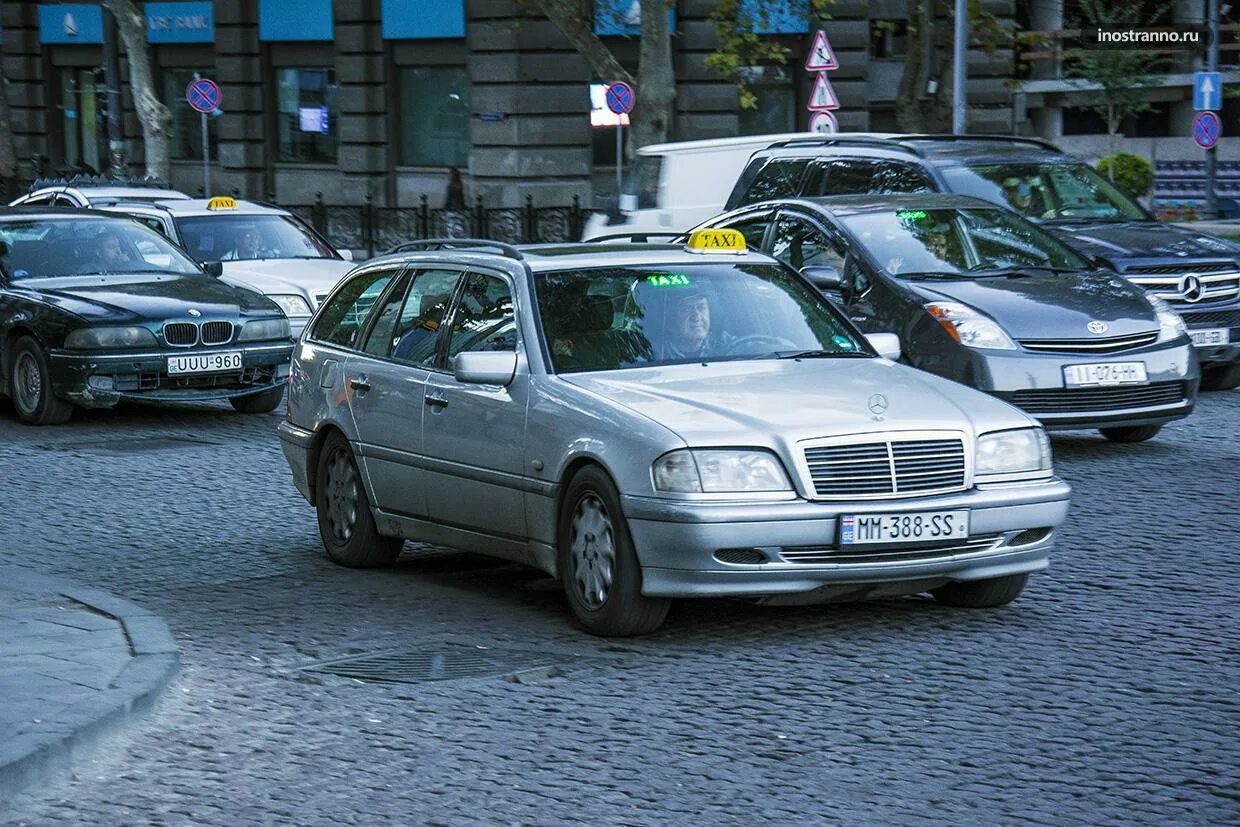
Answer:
[940,163,1147,222]
[535,262,868,373]
[174,214,336,263]
[0,217,203,279]
[840,207,1091,278]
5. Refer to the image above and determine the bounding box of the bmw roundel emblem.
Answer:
[188,308,202,317]
[1087,320,1108,335]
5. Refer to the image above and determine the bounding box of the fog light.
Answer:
[87,375,115,391]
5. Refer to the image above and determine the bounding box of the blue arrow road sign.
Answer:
[1194,72,1221,111]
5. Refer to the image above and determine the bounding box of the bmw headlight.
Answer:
[269,294,312,317]
[653,449,792,493]
[975,428,1052,479]
[238,317,291,342]
[926,302,1017,350]
[65,326,158,349]
[1147,295,1187,343]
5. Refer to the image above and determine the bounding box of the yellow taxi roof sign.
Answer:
[685,228,747,254]
[206,196,237,211]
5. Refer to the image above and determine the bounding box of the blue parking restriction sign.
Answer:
[1194,72,1222,111]
[1193,111,1221,150]
[605,81,635,115]
[186,77,221,114]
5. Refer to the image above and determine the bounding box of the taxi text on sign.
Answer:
[686,229,747,254]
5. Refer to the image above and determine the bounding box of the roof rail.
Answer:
[898,133,1065,153]
[581,231,686,243]
[764,136,923,155]
[386,238,524,260]
[28,174,175,192]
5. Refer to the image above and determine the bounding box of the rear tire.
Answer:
[931,573,1028,608]
[9,336,73,425]
[1099,424,1161,443]
[558,466,670,636]
[229,385,285,414]
[1200,363,1240,391]
[314,431,403,568]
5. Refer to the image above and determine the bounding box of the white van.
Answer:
[582,133,819,240]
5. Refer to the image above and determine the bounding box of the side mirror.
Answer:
[802,265,843,292]
[339,249,354,262]
[203,260,224,277]
[865,332,902,361]
[454,351,517,386]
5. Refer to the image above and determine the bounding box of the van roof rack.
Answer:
[386,238,525,260]
[28,174,176,192]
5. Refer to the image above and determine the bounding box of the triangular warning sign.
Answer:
[805,30,838,71]
[807,72,840,111]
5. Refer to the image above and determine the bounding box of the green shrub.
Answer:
[1097,153,1154,200]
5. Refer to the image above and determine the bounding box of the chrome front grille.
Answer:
[1183,309,1240,327]
[1125,267,1240,307]
[801,435,967,500]
[781,533,1003,565]
[200,321,234,345]
[163,322,197,347]
[1018,331,1158,353]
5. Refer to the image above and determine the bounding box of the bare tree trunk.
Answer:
[633,0,675,152]
[102,0,172,179]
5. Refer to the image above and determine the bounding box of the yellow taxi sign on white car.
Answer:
[206,196,238,211]
[685,228,746,254]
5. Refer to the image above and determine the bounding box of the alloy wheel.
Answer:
[570,493,616,610]
[324,448,359,543]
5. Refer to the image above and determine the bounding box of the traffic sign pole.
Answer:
[201,110,209,195]
[604,81,635,211]
[1206,0,1220,218]
[186,76,222,199]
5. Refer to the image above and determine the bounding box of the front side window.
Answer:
[770,216,846,271]
[398,67,470,167]
[940,163,1148,221]
[311,269,397,348]
[445,272,517,361]
[175,215,336,263]
[721,213,774,249]
[535,263,867,373]
[0,218,202,279]
[390,269,464,367]
[839,207,1091,278]
[276,68,338,163]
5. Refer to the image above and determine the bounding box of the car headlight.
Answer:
[653,449,792,493]
[926,302,1017,350]
[64,326,158,349]
[269,294,312,317]
[1147,295,1187,343]
[975,428,1052,479]
[238,318,291,342]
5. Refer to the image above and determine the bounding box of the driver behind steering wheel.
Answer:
[657,287,733,361]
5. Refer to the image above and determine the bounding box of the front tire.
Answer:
[9,336,73,425]
[1200,363,1240,391]
[314,431,402,568]
[229,385,285,414]
[1099,424,1161,443]
[558,466,670,636]
[931,573,1029,608]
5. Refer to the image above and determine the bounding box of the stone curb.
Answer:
[0,581,180,802]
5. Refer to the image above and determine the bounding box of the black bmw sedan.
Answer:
[0,208,294,425]
[692,194,1199,443]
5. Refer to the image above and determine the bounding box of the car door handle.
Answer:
[425,392,448,409]
[349,376,371,393]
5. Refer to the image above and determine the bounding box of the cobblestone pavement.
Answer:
[0,395,1236,825]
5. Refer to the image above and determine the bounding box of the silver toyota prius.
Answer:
[278,230,1071,636]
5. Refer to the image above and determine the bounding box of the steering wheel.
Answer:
[722,334,799,356]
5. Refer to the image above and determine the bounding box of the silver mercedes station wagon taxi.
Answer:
[278,230,1071,636]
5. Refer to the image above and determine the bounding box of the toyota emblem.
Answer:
[1087,320,1109,335]
[1178,274,1204,303]
[188,308,202,317]
[867,393,889,416]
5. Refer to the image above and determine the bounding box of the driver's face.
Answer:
[98,235,124,263]
[924,234,948,259]
[238,230,259,253]
[673,295,710,349]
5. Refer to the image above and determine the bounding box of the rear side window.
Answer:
[739,158,811,206]
[312,268,398,349]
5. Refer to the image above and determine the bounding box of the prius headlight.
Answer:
[269,294,312,317]
[65,326,157,349]
[653,449,792,493]
[926,301,1017,350]
[238,318,291,341]
[975,428,1052,479]
[1147,295,1187,343]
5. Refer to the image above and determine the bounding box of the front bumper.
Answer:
[621,478,1071,599]
[961,340,1198,430]
[47,341,294,408]
[1180,308,1240,368]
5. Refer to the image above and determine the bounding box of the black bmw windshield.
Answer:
[535,262,868,373]
[0,217,203,280]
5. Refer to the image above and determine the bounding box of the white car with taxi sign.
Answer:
[101,196,355,336]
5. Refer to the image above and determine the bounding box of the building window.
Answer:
[870,20,908,58]
[398,67,470,167]
[276,68,337,163]
[738,66,795,135]
[164,70,217,162]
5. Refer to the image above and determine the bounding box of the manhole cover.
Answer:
[38,437,222,454]
[301,645,570,685]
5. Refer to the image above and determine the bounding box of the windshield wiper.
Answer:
[898,271,967,281]
[775,349,871,359]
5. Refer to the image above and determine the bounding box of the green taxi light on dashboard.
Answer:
[645,274,692,287]
[896,210,928,221]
